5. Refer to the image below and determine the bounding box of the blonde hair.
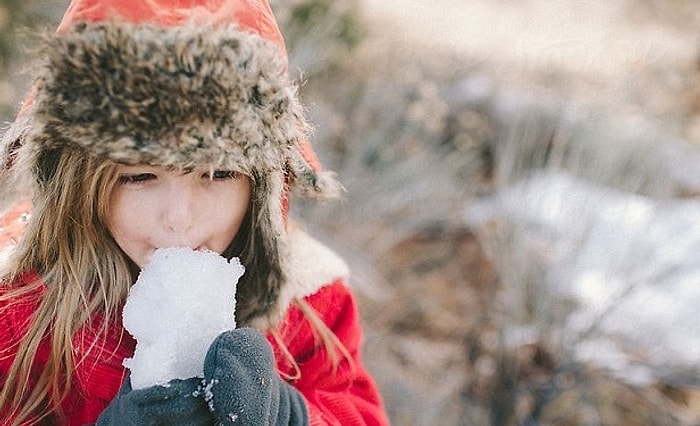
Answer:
[0,146,351,424]
[0,146,129,424]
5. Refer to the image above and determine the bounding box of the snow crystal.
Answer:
[204,378,217,412]
[122,247,245,389]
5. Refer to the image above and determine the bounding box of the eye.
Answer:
[118,173,156,185]
[206,170,241,181]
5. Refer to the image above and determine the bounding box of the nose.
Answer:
[162,184,197,237]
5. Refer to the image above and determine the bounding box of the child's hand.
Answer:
[203,328,309,425]
[96,375,214,425]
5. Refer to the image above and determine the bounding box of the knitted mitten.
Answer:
[203,328,309,425]
[96,375,214,425]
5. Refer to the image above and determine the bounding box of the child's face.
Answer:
[106,164,251,269]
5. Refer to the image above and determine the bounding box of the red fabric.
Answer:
[270,280,390,425]
[0,272,135,425]
[56,0,286,53]
[0,276,389,425]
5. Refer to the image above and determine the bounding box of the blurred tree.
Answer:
[270,0,365,76]
[0,0,67,120]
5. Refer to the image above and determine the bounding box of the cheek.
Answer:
[220,207,247,238]
[209,184,251,249]
[106,207,134,252]
[106,191,147,245]
[105,194,126,240]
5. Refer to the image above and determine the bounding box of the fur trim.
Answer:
[30,21,303,175]
[250,224,350,330]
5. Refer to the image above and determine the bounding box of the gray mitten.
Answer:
[203,328,309,425]
[96,375,214,426]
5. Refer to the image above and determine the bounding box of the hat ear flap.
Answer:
[236,167,289,329]
[287,143,343,199]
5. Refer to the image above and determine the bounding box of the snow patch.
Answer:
[465,170,700,382]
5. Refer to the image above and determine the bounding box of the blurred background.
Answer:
[2,1,700,425]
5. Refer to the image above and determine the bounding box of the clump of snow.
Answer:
[122,247,245,389]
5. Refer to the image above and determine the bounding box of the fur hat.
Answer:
[0,0,342,326]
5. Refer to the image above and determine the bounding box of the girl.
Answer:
[0,0,390,424]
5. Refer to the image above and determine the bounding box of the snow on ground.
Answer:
[465,170,700,384]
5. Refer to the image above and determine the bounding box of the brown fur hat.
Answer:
[32,21,336,186]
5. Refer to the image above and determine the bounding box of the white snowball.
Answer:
[122,247,245,389]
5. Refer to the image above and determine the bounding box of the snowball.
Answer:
[122,247,245,389]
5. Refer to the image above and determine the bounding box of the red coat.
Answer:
[0,271,389,425]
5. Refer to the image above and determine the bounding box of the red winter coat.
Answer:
[0,230,389,425]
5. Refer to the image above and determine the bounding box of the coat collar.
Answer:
[250,223,350,330]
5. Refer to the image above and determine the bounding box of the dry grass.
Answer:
[281,1,700,424]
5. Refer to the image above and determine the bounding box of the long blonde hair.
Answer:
[0,146,129,424]
[0,146,352,424]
